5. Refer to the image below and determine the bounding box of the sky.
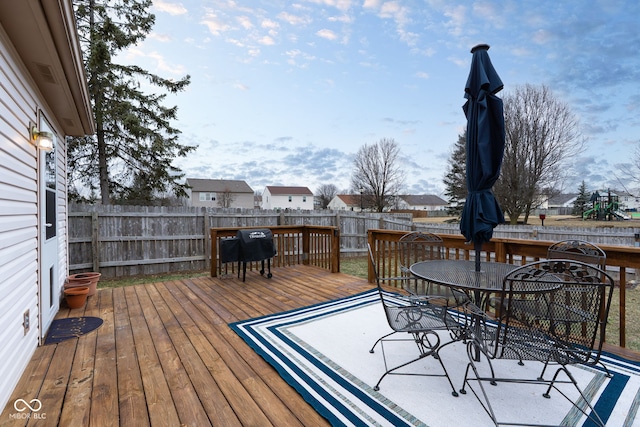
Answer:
[120,0,640,197]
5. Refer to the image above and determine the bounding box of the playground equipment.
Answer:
[582,190,630,221]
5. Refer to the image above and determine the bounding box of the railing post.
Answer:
[367,230,375,283]
[203,207,210,273]
[494,240,506,263]
[331,227,340,273]
[210,228,218,277]
[620,267,626,347]
[302,227,310,266]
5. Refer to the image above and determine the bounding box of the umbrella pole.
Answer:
[474,241,482,272]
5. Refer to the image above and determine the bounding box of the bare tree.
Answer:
[351,138,406,212]
[493,84,582,224]
[316,184,338,209]
[217,188,235,208]
[616,141,640,194]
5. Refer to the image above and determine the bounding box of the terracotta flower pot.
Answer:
[64,279,92,289]
[64,286,89,309]
[67,272,101,296]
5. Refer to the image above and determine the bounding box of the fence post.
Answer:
[91,211,100,272]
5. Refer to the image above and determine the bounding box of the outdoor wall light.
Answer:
[29,123,54,151]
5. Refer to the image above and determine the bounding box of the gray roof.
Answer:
[265,186,313,195]
[186,178,253,193]
[547,193,578,206]
[400,195,448,206]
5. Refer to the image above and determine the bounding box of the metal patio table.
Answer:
[410,260,565,361]
[410,260,518,361]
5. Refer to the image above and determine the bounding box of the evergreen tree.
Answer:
[69,0,194,204]
[573,180,590,216]
[443,133,467,217]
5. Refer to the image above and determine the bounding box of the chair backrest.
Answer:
[495,259,614,366]
[547,240,606,269]
[368,243,405,328]
[399,232,444,274]
[398,232,445,295]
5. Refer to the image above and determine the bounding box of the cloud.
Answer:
[306,0,354,12]
[258,36,276,45]
[278,12,312,26]
[237,16,253,30]
[148,33,172,42]
[415,71,429,79]
[201,12,231,35]
[316,29,338,40]
[153,0,188,16]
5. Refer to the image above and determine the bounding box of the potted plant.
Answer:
[67,272,101,296]
[64,286,90,309]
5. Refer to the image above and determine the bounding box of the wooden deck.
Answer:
[1,265,371,427]
[2,264,638,426]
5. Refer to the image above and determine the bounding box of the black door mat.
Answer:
[44,316,103,345]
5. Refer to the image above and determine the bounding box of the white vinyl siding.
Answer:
[0,24,67,411]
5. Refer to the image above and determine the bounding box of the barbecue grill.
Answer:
[219,228,276,281]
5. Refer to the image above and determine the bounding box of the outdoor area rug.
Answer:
[230,289,640,426]
[44,316,103,345]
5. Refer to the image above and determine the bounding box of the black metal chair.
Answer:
[398,231,469,307]
[547,239,606,269]
[547,239,611,377]
[460,259,614,427]
[367,244,462,396]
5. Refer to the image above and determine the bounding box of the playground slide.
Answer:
[582,206,597,219]
[613,210,631,220]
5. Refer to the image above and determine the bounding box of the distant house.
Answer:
[262,186,314,210]
[0,0,94,411]
[328,194,366,211]
[546,193,578,209]
[618,190,640,211]
[186,178,254,208]
[397,195,449,211]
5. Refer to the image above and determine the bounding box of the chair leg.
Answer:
[458,355,499,424]
[372,331,459,397]
[460,353,607,427]
[369,331,396,354]
[543,366,606,427]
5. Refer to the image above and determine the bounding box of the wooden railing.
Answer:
[210,225,340,277]
[367,229,640,349]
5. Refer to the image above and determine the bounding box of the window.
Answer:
[288,196,292,202]
[303,196,307,202]
[199,192,216,201]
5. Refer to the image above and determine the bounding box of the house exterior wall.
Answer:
[189,191,254,208]
[262,189,314,210]
[327,197,349,210]
[0,25,68,411]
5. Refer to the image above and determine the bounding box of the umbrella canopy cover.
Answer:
[460,44,505,245]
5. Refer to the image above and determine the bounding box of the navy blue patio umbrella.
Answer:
[460,44,505,271]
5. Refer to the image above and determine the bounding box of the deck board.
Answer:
[4,264,635,426]
[1,265,368,426]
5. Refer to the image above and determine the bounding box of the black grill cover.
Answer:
[237,229,276,262]
[220,237,240,263]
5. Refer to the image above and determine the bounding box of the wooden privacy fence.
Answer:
[68,204,640,278]
[209,225,340,277]
[68,204,411,277]
[367,229,640,349]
